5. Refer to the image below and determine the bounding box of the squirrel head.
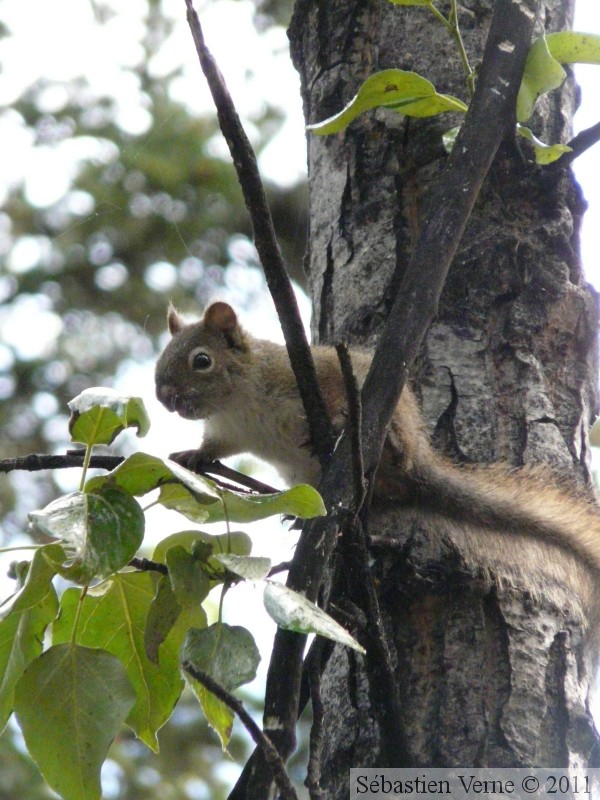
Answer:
[155,301,251,420]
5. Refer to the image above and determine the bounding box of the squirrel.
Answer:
[155,301,600,589]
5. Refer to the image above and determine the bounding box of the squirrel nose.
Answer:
[156,383,176,412]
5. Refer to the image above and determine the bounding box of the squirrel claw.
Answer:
[168,449,212,473]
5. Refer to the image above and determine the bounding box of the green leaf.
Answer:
[211,554,271,582]
[159,481,326,524]
[517,35,567,122]
[53,573,199,750]
[88,453,325,523]
[152,530,253,564]
[158,484,326,523]
[144,575,183,664]
[182,624,260,748]
[183,624,260,690]
[86,452,178,496]
[29,486,144,583]
[545,31,600,66]
[156,483,213,523]
[263,582,366,654]
[192,685,234,752]
[207,483,327,523]
[515,31,600,158]
[307,69,467,135]
[0,545,61,733]
[517,31,600,124]
[68,387,150,446]
[144,570,210,666]
[516,124,572,165]
[0,544,61,620]
[14,644,135,800]
[166,546,211,608]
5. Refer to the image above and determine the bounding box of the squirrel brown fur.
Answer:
[155,301,600,592]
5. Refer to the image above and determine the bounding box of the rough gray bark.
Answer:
[288,0,600,795]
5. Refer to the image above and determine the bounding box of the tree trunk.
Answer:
[288,0,600,794]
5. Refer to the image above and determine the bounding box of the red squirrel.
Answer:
[155,301,600,584]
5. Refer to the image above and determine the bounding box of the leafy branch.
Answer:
[182,662,299,800]
[390,0,475,96]
[0,452,280,495]
[309,2,600,166]
[0,388,366,800]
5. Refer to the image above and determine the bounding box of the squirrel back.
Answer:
[155,301,600,585]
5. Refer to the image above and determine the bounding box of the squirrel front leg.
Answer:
[168,447,216,472]
[169,424,240,472]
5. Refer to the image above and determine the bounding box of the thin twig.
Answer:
[168,454,281,494]
[231,636,337,800]
[182,661,298,800]
[548,119,600,169]
[129,557,169,575]
[305,640,326,799]
[184,0,335,468]
[0,450,277,496]
[335,343,367,510]
[268,560,292,577]
[194,459,280,495]
[0,452,124,473]
[346,515,406,766]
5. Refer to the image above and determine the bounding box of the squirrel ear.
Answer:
[203,302,245,348]
[167,303,186,335]
[203,302,238,335]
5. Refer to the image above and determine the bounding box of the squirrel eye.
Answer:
[191,351,212,371]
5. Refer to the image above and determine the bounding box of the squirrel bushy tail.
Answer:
[406,457,600,572]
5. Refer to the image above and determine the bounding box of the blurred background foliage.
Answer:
[0,0,306,531]
[0,0,309,796]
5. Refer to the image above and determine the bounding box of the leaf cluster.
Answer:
[0,388,365,800]
[309,1,600,166]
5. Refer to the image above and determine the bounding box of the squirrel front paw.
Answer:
[168,449,215,472]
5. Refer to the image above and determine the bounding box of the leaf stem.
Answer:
[427,2,452,31]
[209,592,228,671]
[0,545,42,554]
[217,581,227,625]
[450,0,475,96]
[79,445,94,491]
[428,1,475,97]
[70,585,89,645]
